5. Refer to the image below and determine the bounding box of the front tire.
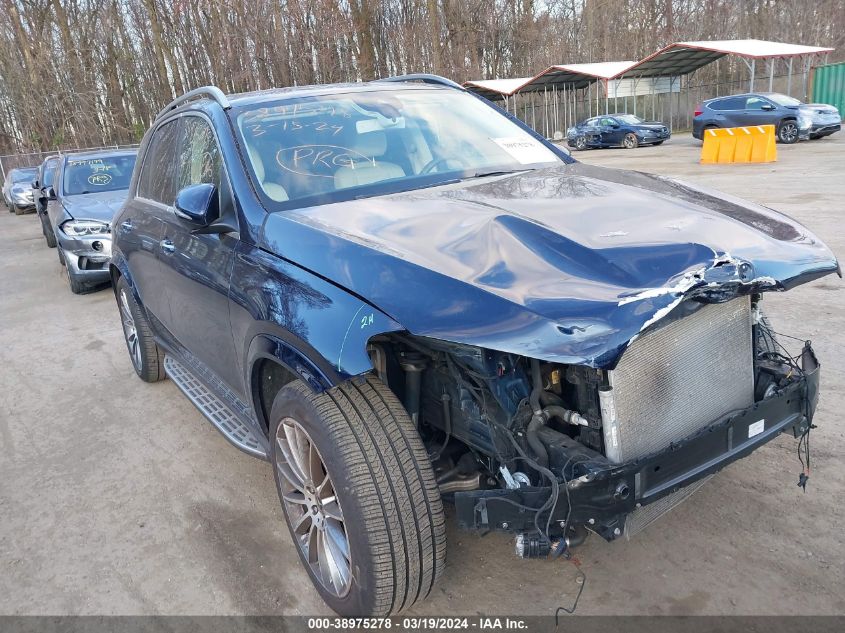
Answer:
[42,218,57,247]
[115,276,166,381]
[777,120,799,144]
[622,132,639,149]
[270,376,446,616]
[571,135,588,151]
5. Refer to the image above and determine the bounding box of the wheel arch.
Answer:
[245,322,401,436]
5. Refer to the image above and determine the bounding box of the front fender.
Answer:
[230,242,403,395]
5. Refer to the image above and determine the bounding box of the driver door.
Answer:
[156,114,244,397]
[599,117,623,145]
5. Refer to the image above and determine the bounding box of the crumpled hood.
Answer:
[799,103,839,114]
[62,190,128,223]
[262,163,839,367]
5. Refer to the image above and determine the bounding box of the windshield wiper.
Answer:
[468,168,534,180]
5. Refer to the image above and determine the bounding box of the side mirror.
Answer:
[32,179,39,189]
[761,104,775,111]
[175,183,218,225]
[47,186,57,200]
[611,123,620,128]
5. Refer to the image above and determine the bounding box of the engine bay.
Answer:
[367,294,819,556]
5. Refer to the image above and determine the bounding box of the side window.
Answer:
[745,96,770,110]
[712,97,744,111]
[138,119,182,205]
[178,116,235,215]
[178,117,222,190]
[43,162,57,188]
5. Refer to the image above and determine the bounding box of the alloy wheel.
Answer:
[623,133,638,149]
[275,417,351,597]
[575,136,587,150]
[119,290,142,371]
[779,122,798,143]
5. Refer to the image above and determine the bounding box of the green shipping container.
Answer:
[811,62,845,114]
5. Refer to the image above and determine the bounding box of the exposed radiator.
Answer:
[602,297,754,463]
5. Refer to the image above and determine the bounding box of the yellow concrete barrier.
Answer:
[700,125,777,164]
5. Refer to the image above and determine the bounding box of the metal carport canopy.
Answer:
[611,39,835,79]
[518,61,637,91]
[462,77,533,100]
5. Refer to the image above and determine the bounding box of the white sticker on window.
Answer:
[748,419,765,438]
[492,137,558,165]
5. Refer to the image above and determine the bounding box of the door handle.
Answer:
[160,238,175,254]
[120,220,133,233]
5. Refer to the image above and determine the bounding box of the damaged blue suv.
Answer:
[111,77,839,616]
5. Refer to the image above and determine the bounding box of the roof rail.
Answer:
[155,86,231,121]
[377,74,464,90]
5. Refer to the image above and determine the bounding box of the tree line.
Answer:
[1,0,843,156]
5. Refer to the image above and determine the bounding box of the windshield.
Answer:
[62,154,136,196]
[767,93,801,107]
[615,114,644,124]
[235,87,565,207]
[10,168,37,183]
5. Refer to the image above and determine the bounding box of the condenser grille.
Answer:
[606,297,753,463]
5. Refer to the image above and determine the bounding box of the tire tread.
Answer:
[280,376,445,615]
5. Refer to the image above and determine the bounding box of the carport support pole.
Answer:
[604,80,609,115]
[803,56,810,100]
[651,76,656,121]
[787,57,793,97]
[750,58,756,92]
[668,76,674,132]
[768,59,774,92]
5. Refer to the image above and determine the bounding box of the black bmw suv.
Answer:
[112,77,837,616]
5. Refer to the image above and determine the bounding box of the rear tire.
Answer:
[115,276,166,381]
[269,376,446,616]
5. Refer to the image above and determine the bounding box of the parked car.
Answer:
[32,155,60,247]
[2,166,38,214]
[112,78,837,616]
[47,149,137,293]
[693,92,841,143]
[566,114,670,150]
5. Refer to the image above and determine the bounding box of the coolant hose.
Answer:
[541,405,588,427]
[526,359,549,469]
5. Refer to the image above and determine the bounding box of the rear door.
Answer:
[121,119,182,325]
[709,96,747,127]
[157,114,243,395]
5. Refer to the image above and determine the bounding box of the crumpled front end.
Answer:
[452,296,821,544]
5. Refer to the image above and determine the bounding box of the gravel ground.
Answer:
[1,132,843,616]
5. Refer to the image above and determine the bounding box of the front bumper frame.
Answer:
[58,232,113,283]
[456,349,819,541]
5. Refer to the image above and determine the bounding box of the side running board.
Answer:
[164,356,268,460]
